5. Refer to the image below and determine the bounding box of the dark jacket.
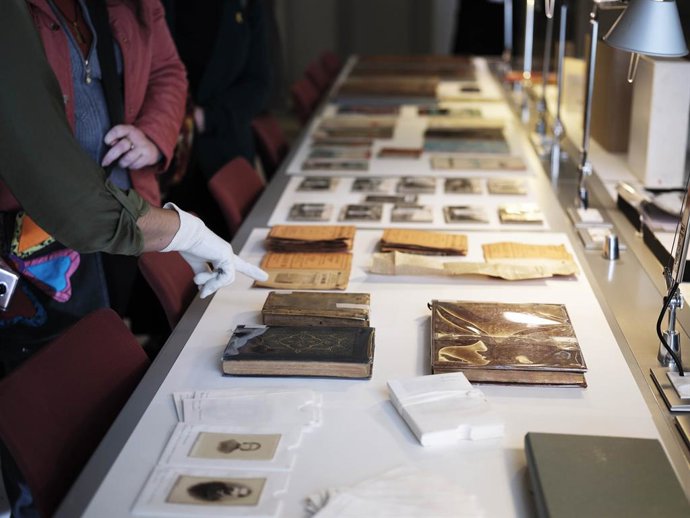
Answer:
[165,0,271,178]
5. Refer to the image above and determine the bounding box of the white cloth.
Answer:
[162,203,268,298]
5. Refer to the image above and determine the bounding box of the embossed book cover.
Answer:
[430,300,586,386]
[222,325,375,378]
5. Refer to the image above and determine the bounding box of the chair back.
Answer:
[138,251,197,329]
[208,157,264,237]
[320,50,342,80]
[251,114,289,181]
[305,59,331,93]
[290,77,320,124]
[0,308,149,517]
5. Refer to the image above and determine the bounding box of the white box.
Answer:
[627,56,690,189]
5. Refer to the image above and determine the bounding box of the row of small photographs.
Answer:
[335,104,483,118]
[302,147,428,171]
[297,176,529,195]
[288,202,544,224]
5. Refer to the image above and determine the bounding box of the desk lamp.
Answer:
[578,0,687,210]
[604,0,689,409]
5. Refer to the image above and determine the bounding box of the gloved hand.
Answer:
[161,203,268,298]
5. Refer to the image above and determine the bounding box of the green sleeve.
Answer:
[0,0,149,256]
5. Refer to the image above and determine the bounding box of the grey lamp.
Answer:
[577,0,687,210]
[605,0,690,410]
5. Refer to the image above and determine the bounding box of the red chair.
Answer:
[320,50,343,81]
[305,59,331,93]
[290,77,320,124]
[208,157,265,237]
[251,113,289,181]
[138,251,197,329]
[0,308,149,517]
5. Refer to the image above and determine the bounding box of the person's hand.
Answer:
[102,124,162,170]
[161,203,268,298]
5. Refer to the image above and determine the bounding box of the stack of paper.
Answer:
[387,372,504,446]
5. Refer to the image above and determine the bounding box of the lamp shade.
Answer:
[603,0,688,57]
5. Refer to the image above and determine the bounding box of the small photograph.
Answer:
[443,205,490,224]
[444,178,483,194]
[351,177,392,193]
[308,147,371,160]
[363,194,418,204]
[297,176,338,192]
[487,178,528,195]
[339,204,384,222]
[498,203,544,224]
[166,475,264,507]
[189,433,281,462]
[397,177,437,194]
[376,147,423,159]
[418,106,482,118]
[302,159,369,172]
[288,203,332,221]
[390,204,434,223]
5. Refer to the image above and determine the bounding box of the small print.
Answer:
[288,203,332,221]
[351,177,392,193]
[297,177,338,192]
[340,204,383,222]
[302,159,369,171]
[397,177,436,194]
[443,205,489,224]
[390,204,434,223]
[166,475,264,506]
[189,433,281,462]
[363,194,418,204]
[487,178,528,195]
[444,178,483,194]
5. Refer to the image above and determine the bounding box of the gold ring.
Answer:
[128,139,135,151]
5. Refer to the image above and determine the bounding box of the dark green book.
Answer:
[222,325,375,379]
[525,432,690,518]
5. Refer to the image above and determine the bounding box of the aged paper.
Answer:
[267,225,355,244]
[482,242,573,262]
[370,251,577,280]
[255,253,352,290]
[380,229,468,256]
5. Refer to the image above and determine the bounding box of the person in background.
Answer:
[0,0,187,366]
[1,1,267,513]
[163,0,272,237]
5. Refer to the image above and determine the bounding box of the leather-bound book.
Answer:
[261,291,370,327]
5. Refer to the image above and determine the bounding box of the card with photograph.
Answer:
[302,159,369,172]
[297,177,338,192]
[134,467,288,517]
[363,194,418,204]
[443,205,490,224]
[498,203,544,224]
[487,178,528,195]
[444,178,483,194]
[288,203,332,222]
[390,204,434,223]
[339,204,383,222]
[157,424,303,471]
[351,177,395,193]
[397,177,436,194]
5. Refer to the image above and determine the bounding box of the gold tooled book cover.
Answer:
[262,291,370,327]
[430,300,586,387]
[222,325,375,379]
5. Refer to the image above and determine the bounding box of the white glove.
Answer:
[161,203,268,298]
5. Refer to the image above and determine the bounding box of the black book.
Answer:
[222,325,375,379]
[525,432,690,518]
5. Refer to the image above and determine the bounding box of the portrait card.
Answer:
[351,177,395,193]
[134,467,288,517]
[498,203,544,224]
[339,204,384,222]
[397,177,436,194]
[302,159,369,172]
[390,204,434,223]
[487,178,528,195]
[190,433,280,462]
[444,178,483,194]
[363,194,418,204]
[443,205,489,224]
[288,203,332,222]
[297,177,338,192]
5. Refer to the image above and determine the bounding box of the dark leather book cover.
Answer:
[222,325,375,379]
[430,300,586,386]
[262,291,370,327]
[525,432,690,518]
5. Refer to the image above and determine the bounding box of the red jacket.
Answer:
[10,0,188,208]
